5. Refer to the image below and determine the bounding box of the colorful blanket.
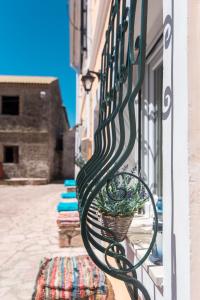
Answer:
[57,212,80,227]
[57,212,79,221]
[57,218,80,224]
[32,256,108,300]
[57,223,80,229]
[58,212,79,218]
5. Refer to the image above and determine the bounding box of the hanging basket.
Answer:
[100,213,134,242]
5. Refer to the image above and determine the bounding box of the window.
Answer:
[2,96,19,115]
[141,43,163,197]
[154,63,163,196]
[55,136,63,151]
[4,146,19,163]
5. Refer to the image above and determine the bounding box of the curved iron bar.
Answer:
[77,1,158,299]
[77,1,129,188]
[77,2,120,188]
[78,0,133,201]
[79,0,136,213]
[77,0,117,185]
[84,173,158,271]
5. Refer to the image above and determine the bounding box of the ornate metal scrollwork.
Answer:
[77,1,158,299]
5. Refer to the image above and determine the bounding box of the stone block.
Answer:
[58,228,82,247]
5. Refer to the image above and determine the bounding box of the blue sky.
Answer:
[0,0,76,127]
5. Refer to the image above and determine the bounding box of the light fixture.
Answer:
[40,91,47,99]
[81,70,100,93]
[74,122,82,129]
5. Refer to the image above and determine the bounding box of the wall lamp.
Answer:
[74,122,82,129]
[81,70,100,93]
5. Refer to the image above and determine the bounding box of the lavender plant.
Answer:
[95,173,148,217]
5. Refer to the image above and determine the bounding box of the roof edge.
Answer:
[0,75,58,85]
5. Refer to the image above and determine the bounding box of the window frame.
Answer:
[3,145,19,164]
[1,95,20,116]
[141,41,163,198]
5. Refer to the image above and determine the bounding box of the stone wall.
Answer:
[63,128,75,179]
[0,131,49,179]
[1,143,49,179]
[0,79,71,181]
[47,84,69,179]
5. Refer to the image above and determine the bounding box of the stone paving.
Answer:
[0,183,86,300]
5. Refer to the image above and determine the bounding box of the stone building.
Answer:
[0,75,75,181]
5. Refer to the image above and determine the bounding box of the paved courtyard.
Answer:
[0,183,86,300]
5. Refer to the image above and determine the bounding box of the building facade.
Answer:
[70,1,200,299]
[0,76,75,181]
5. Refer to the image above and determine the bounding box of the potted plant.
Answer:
[75,154,87,169]
[95,174,148,242]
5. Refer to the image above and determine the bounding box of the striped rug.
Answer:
[32,255,109,300]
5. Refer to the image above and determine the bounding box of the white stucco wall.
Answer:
[173,1,190,299]
[163,1,190,300]
[188,1,200,299]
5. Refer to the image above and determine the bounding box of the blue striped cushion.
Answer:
[64,179,76,187]
[57,202,78,212]
[61,192,76,199]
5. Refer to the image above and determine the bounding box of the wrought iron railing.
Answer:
[77,0,158,299]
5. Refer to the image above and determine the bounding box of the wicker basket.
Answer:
[100,214,134,242]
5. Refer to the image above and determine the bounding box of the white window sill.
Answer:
[125,212,163,290]
[127,240,164,291]
[136,248,163,288]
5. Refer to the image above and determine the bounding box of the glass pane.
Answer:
[154,63,163,196]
